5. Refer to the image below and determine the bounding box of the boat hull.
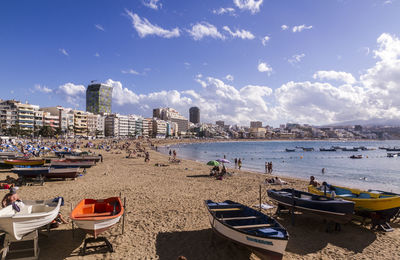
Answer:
[267,189,354,224]
[51,160,95,168]
[205,200,288,259]
[308,185,400,215]
[46,168,79,179]
[4,159,45,166]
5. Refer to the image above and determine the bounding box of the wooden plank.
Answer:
[233,223,273,229]
[209,208,242,211]
[218,216,258,221]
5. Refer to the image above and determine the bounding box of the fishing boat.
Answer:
[350,155,363,159]
[386,147,400,152]
[308,184,400,221]
[319,148,336,152]
[11,167,49,178]
[3,159,45,166]
[285,148,295,152]
[45,168,80,179]
[50,159,95,168]
[70,197,124,238]
[387,153,398,158]
[0,198,62,240]
[204,200,288,260]
[342,148,358,152]
[267,189,354,223]
[302,147,314,151]
[64,155,102,162]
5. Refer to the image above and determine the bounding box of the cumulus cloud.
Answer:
[288,53,305,65]
[234,0,263,14]
[56,83,86,106]
[281,25,288,31]
[292,24,313,33]
[261,36,270,46]
[34,84,53,94]
[187,22,224,40]
[213,7,236,15]
[313,70,356,84]
[125,10,180,38]
[258,61,272,75]
[94,53,100,57]
[143,0,161,10]
[95,24,104,31]
[223,26,255,40]
[59,48,69,56]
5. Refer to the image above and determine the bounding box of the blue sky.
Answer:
[1,0,400,126]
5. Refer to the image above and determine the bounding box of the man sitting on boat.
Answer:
[309,176,319,187]
[1,187,20,208]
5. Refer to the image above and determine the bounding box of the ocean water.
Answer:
[160,140,400,193]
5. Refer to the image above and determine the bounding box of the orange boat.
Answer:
[3,159,45,166]
[70,197,124,238]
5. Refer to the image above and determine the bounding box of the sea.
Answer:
[160,140,400,193]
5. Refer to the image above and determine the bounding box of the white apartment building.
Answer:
[118,114,129,137]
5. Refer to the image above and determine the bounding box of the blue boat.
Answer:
[204,200,288,259]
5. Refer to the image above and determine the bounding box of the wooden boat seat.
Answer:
[218,216,258,221]
[74,212,113,218]
[210,208,242,211]
[233,223,273,229]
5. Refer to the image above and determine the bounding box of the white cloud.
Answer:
[184,62,190,69]
[121,69,140,75]
[288,53,305,65]
[292,24,313,33]
[34,84,53,93]
[213,7,236,15]
[56,83,86,106]
[143,0,161,10]
[59,48,69,56]
[258,61,272,75]
[313,70,356,84]
[281,25,288,31]
[95,24,104,31]
[125,10,180,38]
[187,22,224,41]
[225,74,234,81]
[234,0,264,14]
[223,26,255,40]
[94,53,100,57]
[261,35,270,46]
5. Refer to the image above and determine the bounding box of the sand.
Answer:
[3,139,400,260]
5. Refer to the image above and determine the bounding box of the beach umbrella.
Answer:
[207,160,220,166]
[216,158,231,164]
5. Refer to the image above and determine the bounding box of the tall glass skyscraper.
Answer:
[86,83,113,114]
[189,106,200,124]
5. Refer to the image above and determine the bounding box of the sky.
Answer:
[1,0,400,127]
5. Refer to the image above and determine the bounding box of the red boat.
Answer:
[4,159,45,166]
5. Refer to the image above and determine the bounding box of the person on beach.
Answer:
[144,152,150,162]
[238,158,242,170]
[309,176,319,187]
[1,187,20,208]
[269,162,273,174]
[173,150,177,160]
[265,162,268,174]
[169,150,172,156]
[234,158,238,169]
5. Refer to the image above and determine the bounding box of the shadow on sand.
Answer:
[186,175,211,178]
[38,228,86,259]
[275,213,377,255]
[156,228,252,260]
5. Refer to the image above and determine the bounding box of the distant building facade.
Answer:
[250,121,262,128]
[86,83,113,114]
[189,107,200,124]
[216,121,225,127]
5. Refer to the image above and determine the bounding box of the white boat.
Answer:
[70,197,124,238]
[205,200,288,259]
[0,198,62,240]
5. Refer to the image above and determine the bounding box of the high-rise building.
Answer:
[250,121,262,128]
[86,83,113,114]
[216,121,225,127]
[153,107,189,133]
[189,107,200,124]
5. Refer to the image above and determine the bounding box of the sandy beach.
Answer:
[3,140,400,260]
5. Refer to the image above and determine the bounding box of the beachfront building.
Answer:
[216,121,224,128]
[118,114,129,137]
[152,119,167,138]
[43,111,60,130]
[135,118,143,137]
[96,115,105,137]
[16,102,36,133]
[87,113,98,137]
[34,110,43,131]
[142,118,152,137]
[105,114,119,137]
[86,82,113,115]
[73,110,88,137]
[0,99,18,133]
[153,107,188,135]
[250,121,262,128]
[189,106,200,124]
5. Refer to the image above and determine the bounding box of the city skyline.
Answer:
[1,1,400,127]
